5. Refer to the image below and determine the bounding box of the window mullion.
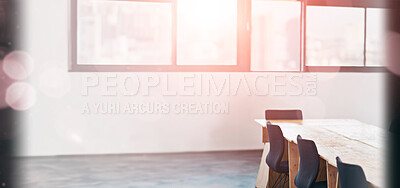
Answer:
[363,8,367,67]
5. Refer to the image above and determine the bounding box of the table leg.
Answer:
[288,141,299,188]
[316,158,327,182]
[326,161,338,188]
[256,143,270,188]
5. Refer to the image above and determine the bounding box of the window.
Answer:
[251,0,301,71]
[77,0,173,65]
[70,0,246,72]
[304,5,387,71]
[69,0,387,72]
[177,0,237,65]
[306,6,365,67]
[366,8,386,67]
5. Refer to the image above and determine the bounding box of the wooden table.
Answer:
[255,119,385,188]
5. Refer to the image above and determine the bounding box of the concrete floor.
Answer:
[15,150,262,188]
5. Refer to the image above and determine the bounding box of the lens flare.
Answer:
[0,60,14,109]
[5,82,37,111]
[3,51,34,80]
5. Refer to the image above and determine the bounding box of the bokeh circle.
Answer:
[5,82,37,111]
[2,51,34,80]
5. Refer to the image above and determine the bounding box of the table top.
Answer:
[254,119,386,187]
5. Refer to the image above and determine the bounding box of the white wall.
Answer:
[17,0,386,156]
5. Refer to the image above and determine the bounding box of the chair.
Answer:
[263,109,302,143]
[266,122,289,187]
[336,157,374,188]
[265,110,303,120]
[295,135,327,188]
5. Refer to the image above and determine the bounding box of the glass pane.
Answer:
[177,0,237,65]
[77,0,172,65]
[306,6,365,66]
[366,8,386,67]
[251,0,301,71]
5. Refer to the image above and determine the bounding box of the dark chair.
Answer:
[336,157,374,188]
[295,135,327,188]
[266,122,289,187]
[265,110,303,120]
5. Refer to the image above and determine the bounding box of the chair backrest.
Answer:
[265,110,303,120]
[295,135,320,188]
[266,122,286,172]
[336,157,369,188]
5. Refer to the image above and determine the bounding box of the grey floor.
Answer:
[15,150,262,188]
